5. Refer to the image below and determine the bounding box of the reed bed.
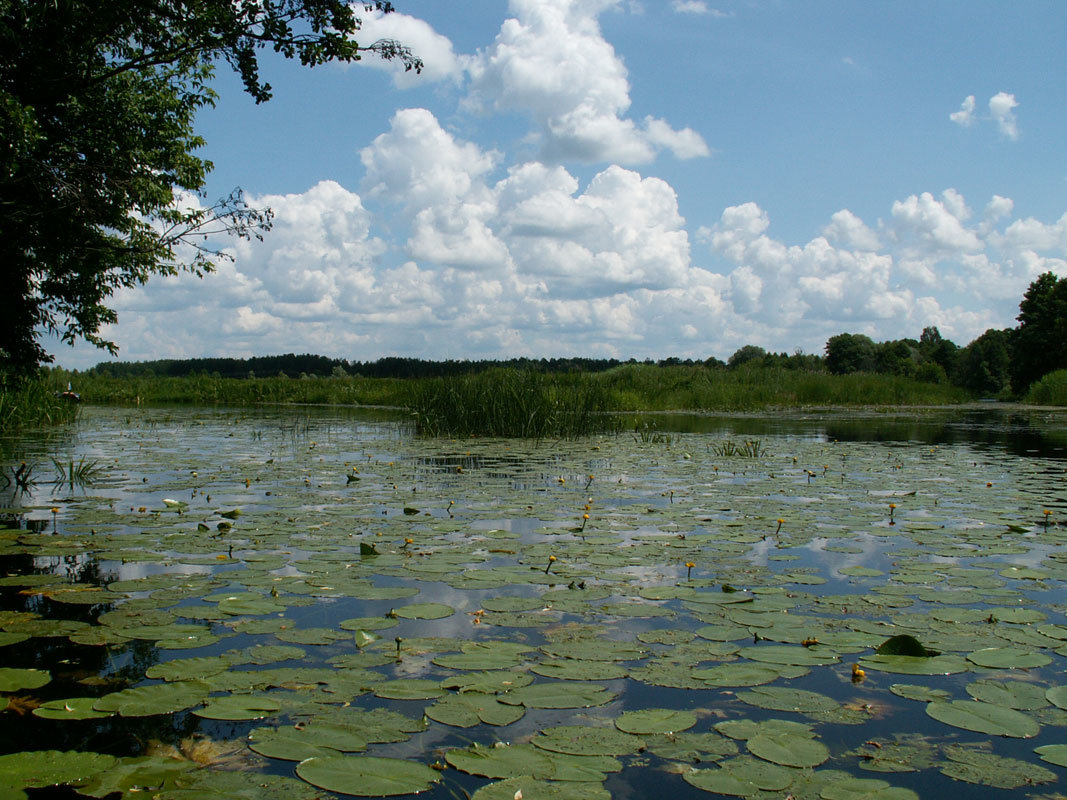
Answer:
[0,378,79,432]
[407,368,613,439]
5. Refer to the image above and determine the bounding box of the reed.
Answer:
[407,368,613,439]
[0,377,79,432]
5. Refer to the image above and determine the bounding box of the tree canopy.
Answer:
[1010,271,1067,393]
[0,0,419,383]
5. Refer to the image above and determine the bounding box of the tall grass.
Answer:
[407,368,613,438]
[596,364,971,410]
[1025,369,1067,406]
[71,372,408,407]
[0,378,79,432]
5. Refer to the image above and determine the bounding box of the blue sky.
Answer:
[54,0,1067,368]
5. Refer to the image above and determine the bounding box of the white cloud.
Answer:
[671,1,708,13]
[989,91,1019,140]
[466,0,709,164]
[950,95,975,127]
[951,92,1020,140]
[355,8,466,86]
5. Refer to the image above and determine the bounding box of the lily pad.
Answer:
[747,731,829,768]
[295,756,441,796]
[192,694,282,720]
[497,682,616,709]
[614,708,698,734]
[93,681,210,717]
[925,700,1040,738]
[0,668,50,692]
[390,603,454,620]
[532,725,644,756]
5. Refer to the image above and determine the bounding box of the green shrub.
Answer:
[1025,369,1067,406]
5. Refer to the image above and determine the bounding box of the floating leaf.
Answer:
[1034,744,1067,767]
[819,776,920,800]
[192,694,281,720]
[0,668,50,692]
[747,731,829,768]
[497,682,616,709]
[295,756,441,797]
[390,603,454,620]
[93,681,210,717]
[939,743,1056,788]
[888,684,951,703]
[965,647,1052,669]
[0,750,117,789]
[858,654,969,675]
[925,700,1039,738]
[614,708,697,734]
[682,756,795,796]
[965,679,1049,710]
[470,776,611,800]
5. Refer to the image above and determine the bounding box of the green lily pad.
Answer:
[32,697,113,720]
[425,694,526,727]
[819,776,920,800]
[531,726,643,757]
[939,743,1056,788]
[965,679,1049,709]
[373,679,447,700]
[295,756,441,796]
[93,681,210,717]
[858,654,970,675]
[888,684,951,703]
[737,686,839,714]
[693,663,781,687]
[531,660,628,681]
[1034,743,1067,767]
[682,756,795,796]
[965,647,1052,669]
[0,668,50,692]
[470,776,611,800]
[747,731,829,768]
[193,694,282,720]
[925,700,1040,738]
[0,750,117,789]
[390,602,454,620]
[496,682,616,709]
[614,708,697,734]
[737,645,839,665]
[74,755,195,798]
[445,743,620,782]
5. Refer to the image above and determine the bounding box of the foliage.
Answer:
[407,369,613,439]
[0,0,420,382]
[1025,369,1067,406]
[954,328,1012,396]
[824,333,878,375]
[0,376,79,432]
[1011,271,1067,393]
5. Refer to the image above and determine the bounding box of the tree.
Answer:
[824,333,876,375]
[955,328,1011,395]
[1010,271,1067,393]
[0,1,420,383]
[727,345,767,369]
[918,325,959,377]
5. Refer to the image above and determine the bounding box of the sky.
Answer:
[52,0,1067,369]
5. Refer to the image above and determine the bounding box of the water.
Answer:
[1,405,1066,799]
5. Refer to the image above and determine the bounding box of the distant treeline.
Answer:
[89,354,638,380]
[82,270,1067,398]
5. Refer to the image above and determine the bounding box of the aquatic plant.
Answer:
[711,439,768,457]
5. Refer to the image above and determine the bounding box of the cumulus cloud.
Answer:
[466,0,708,164]
[355,8,466,86]
[989,91,1019,139]
[950,95,975,127]
[950,92,1019,139]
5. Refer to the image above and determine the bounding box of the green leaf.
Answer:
[531,726,644,756]
[747,732,829,768]
[614,708,697,734]
[0,668,50,692]
[295,756,441,797]
[925,700,1040,738]
[497,681,616,709]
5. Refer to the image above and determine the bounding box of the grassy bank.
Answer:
[63,363,972,418]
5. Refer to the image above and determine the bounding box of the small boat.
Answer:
[57,382,81,402]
